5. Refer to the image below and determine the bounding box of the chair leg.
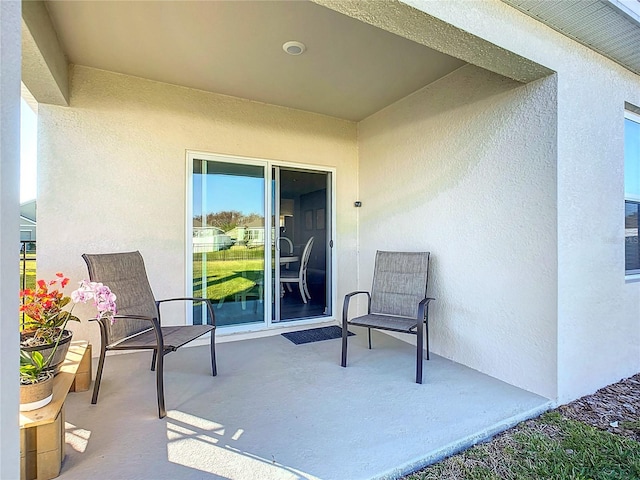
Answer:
[425,319,430,361]
[210,331,217,377]
[416,325,424,384]
[91,345,107,405]
[368,328,372,349]
[156,348,166,419]
[341,322,348,367]
[151,350,157,371]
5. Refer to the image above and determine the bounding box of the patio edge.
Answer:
[373,400,555,480]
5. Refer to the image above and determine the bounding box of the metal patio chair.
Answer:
[82,251,216,419]
[341,251,434,383]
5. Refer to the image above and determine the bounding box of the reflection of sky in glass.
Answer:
[625,117,640,197]
[193,173,264,217]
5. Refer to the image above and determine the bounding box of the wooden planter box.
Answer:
[20,341,91,480]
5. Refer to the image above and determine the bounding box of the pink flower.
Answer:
[71,280,117,324]
[71,289,88,303]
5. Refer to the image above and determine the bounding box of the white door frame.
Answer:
[186,150,337,335]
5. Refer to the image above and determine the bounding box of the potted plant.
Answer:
[19,350,55,411]
[19,276,117,411]
[20,273,80,372]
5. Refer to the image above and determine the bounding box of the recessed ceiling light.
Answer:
[283,41,306,56]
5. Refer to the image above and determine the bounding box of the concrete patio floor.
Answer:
[59,327,551,480]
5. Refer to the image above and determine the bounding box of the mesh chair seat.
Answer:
[112,325,214,350]
[349,314,418,333]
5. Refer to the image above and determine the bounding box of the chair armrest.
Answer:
[417,297,435,321]
[90,314,164,350]
[155,297,216,327]
[342,291,371,325]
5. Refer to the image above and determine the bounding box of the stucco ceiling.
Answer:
[44,0,465,122]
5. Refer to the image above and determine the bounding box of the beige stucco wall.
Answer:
[358,64,558,399]
[318,0,640,403]
[37,66,358,349]
[21,0,68,106]
[32,0,640,406]
[395,0,640,403]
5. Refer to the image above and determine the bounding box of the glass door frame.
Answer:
[273,165,282,324]
[187,151,270,332]
[185,150,337,334]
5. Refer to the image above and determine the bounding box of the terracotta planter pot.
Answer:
[20,374,54,411]
[20,330,73,373]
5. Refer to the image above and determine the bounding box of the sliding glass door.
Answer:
[273,167,332,322]
[190,153,333,330]
[192,158,266,327]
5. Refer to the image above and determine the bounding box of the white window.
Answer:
[624,110,640,274]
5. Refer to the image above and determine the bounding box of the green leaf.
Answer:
[32,351,45,369]
[19,350,46,380]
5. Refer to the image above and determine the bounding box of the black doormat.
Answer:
[282,325,355,345]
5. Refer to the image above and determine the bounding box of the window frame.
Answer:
[624,109,640,278]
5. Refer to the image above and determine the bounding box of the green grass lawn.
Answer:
[408,412,640,480]
[193,247,264,301]
[19,251,36,329]
[19,252,36,292]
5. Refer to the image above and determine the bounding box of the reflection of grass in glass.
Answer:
[193,247,264,300]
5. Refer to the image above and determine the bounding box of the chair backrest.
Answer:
[370,251,430,318]
[82,251,158,344]
[300,237,314,274]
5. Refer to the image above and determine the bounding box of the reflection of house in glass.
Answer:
[226,219,265,248]
[192,225,233,253]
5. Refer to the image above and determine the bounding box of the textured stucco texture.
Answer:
[349,0,640,403]
[358,64,558,399]
[37,66,358,349]
[34,0,640,406]
[21,0,68,105]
